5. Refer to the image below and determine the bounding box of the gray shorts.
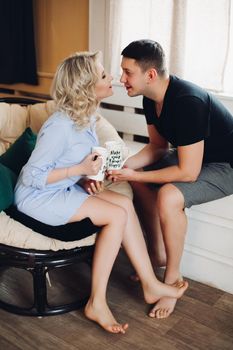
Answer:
[145,149,233,208]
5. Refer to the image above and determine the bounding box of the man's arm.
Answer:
[124,125,169,170]
[109,140,204,184]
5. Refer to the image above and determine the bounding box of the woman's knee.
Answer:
[70,197,127,227]
[116,194,134,213]
[157,184,184,217]
[110,204,128,227]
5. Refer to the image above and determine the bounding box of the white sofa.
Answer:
[182,196,233,294]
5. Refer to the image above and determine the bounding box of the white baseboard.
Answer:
[181,215,233,294]
[181,245,233,294]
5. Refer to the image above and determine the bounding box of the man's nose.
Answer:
[120,73,126,83]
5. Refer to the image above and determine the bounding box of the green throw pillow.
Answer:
[0,127,37,175]
[0,163,17,212]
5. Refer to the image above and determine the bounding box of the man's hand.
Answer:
[107,167,136,182]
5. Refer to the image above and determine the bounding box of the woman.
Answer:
[14,52,188,334]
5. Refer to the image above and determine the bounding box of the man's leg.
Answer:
[149,183,187,318]
[131,181,167,268]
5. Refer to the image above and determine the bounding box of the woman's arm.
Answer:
[46,153,102,184]
[21,121,101,189]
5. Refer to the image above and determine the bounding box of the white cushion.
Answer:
[0,211,96,251]
[0,180,132,251]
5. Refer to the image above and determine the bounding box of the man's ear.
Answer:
[147,68,157,82]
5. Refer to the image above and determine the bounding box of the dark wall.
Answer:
[0,0,38,84]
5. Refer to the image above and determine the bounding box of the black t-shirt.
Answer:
[143,75,233,164]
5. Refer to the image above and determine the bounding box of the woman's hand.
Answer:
[80,152,103,176]
[81,178,104,195]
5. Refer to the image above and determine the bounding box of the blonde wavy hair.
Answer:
[51,51,101,128]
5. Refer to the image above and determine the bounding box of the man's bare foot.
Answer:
[84,299,128,334]
[148,280,186,319]
[143,279,188,305]
[149,296,177,319]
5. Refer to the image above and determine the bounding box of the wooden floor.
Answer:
[0,250,233,350]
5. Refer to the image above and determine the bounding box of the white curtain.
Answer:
[105,0,124,75]
[105,0,233,94]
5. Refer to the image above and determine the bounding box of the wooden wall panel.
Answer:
[0,0,89,98]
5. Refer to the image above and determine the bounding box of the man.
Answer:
[108,39,233,319]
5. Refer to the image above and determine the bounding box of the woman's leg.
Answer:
[69,196,128,333]
[96,190,188,304]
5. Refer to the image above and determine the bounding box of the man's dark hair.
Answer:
[121,39,167,76]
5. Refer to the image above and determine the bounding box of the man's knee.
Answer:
[157,184,185,216]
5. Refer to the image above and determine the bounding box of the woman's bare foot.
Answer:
[148,280,186,319]
[143,279,188,305]
[84,298,128,334]
[129,264,163,283]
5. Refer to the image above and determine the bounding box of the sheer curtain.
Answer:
[106,0,232,94]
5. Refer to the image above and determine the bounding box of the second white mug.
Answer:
[105,141,129,170]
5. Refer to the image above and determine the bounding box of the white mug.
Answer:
[105,141,129,170]
[87,146,108,181]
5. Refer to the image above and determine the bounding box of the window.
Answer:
[89,0,233,95]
